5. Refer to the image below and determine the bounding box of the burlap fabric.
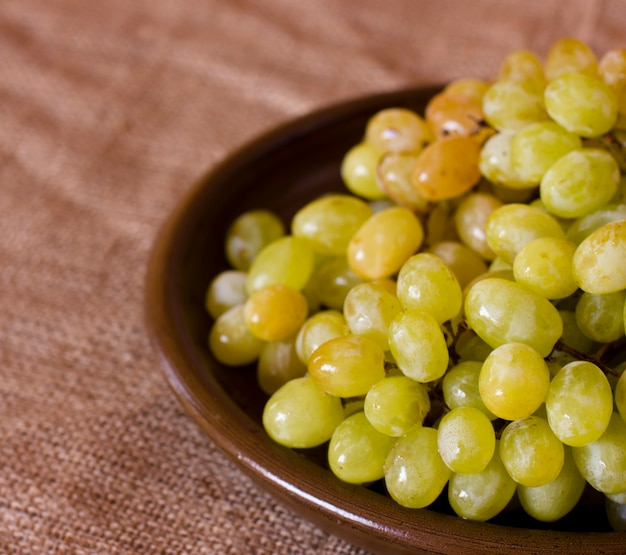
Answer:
[1,1,624,553]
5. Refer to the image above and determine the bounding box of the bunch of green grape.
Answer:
[206,37,626,529]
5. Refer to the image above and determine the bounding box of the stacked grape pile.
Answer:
[205,38,626,528]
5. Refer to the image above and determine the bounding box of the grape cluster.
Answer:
[206,38,626,527]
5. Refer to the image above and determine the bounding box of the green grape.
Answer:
[294,309,348,365]
[454,332,494,363]
[498,49,546,88]
[512,237,578,300]
[437,406,496,474]
[448,444,517,522]
[546,361,613,447]
[465,278,563,357]
[544,37,599,80]
[388,309,449,383]
[328,411,397,485]
[572,412,626,494]
[411,135,482,201]
[499,416,565,487]
[257,338,307,396]
[365,107,432,153]
[224,209,285,271]
[540,148,620,219]
[509,121,582,184]
[246,235,314,294]
[343,281,402,351]
[243,284,308,342]
[485,203,566,264]
[607,490,626,505]
[308,334,386,398]
[309,256,363,311]
[453,192,502,260]
[482,79,549,132]
[606,497,626,531]
[377,152,433,213]
[384,426,452,509]
[599,48,626,115]
[291,194,373,256]
[517,446,586,522]
[262,376,345,449]
[443,360,497,418]
[575,290,626,343]
[364,375,431,437]
[396,252,462,324]
[544,73,618,137]
[479,131,534,189]
[347,206,424,280]
[425,240,488,289]
[208,304,264,366]
[341,141,386,199]
[566,203,626,244]
[479,342,550,420]
[616,371,626,424]
[205,269,248,318]
[573,219,626,294]
[558,309,595,354]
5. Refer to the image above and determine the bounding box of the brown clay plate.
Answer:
[144,86,623,555]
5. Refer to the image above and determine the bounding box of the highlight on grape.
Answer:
[205,37,626,529]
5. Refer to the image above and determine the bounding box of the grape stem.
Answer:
[446,318,624,377]
[551,338,624,377]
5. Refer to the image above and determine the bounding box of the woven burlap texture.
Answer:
[1,0,624,553]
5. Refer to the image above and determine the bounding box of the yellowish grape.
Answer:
[479,342,550,420]
[365,107,432,153]
[347,205,424,280]
[544,37,599,80]
[308,334,386,397]
[411,135,482,201]
[243,284,308,342]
